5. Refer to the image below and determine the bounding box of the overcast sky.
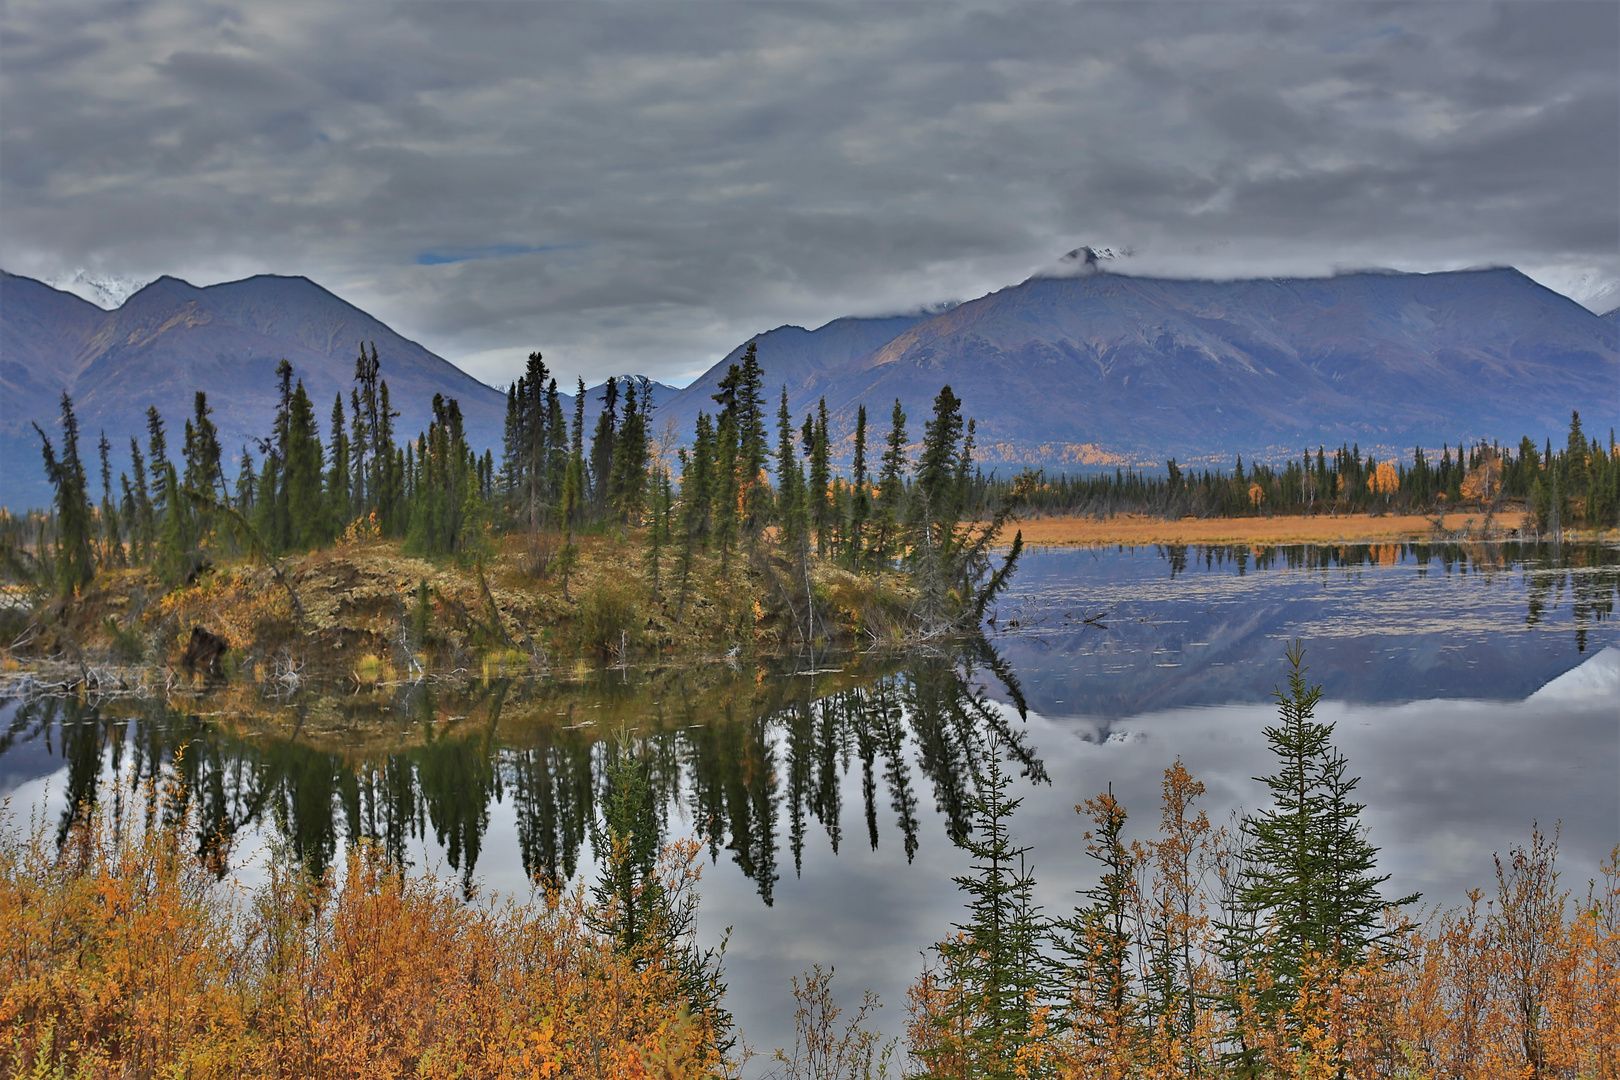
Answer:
[4,1,1616,390]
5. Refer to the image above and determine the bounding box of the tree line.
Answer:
[990,412,1619,531]
[20,342,1024,643]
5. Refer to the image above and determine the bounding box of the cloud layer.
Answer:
[4,1,1615,389]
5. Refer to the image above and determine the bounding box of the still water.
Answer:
[3,540,1618,1057]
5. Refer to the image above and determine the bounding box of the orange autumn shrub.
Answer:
[0,781,726,1079]
[906,761,1620,1080]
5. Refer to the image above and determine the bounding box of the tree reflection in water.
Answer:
[2,639,1046,907]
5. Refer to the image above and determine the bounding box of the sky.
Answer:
[4,0,1617,391]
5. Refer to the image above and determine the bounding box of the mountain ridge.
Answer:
[6,264,1616,510]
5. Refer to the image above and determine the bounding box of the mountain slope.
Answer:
[657,313,927,438]
[783,268,1618,466]
[3,272,509,509]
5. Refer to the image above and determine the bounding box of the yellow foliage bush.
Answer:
[0,780,726,1079]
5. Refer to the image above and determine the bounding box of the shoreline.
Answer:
[997,512,1617,548]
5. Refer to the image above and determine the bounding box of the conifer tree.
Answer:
[146,406,170,519]
[184,391,225,503]
[848,404,870,566]
[1052,786,1138,1048]
[918,737,1046,1079]
[327,394,349,528]
[127,436,153,560]
[1565,409,1589,506]
[809,397,831,554]
[874,399,909,564]
[545,378,566,514]
[775,388,807,555]
[589,376,620,514]
[96,432,124,567]
[33,392,95,596]
[285,380,329,550]
[608,378,648,528]
[233,446,256,517]
[1226,642,1417,1045]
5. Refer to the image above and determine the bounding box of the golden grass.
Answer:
[1003,512,1523,547]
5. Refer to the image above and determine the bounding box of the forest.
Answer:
[988,417,1619,530]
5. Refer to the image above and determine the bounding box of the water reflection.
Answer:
[994,540,1619,719]
[2,540,1614,910]
[1,646,1042,905]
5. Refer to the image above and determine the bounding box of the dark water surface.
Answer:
[4,540,1618,1058]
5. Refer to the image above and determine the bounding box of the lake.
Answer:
[3,539,1617,1060]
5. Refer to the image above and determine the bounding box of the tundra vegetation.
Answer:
[1,645,1615,1077]
[3,344,1025,678]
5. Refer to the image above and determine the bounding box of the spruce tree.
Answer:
[1228,643,1416,1033]
[775,388,807,556]
[809,397,831,554]
[96,431,124,567]
[327,393,350,528]
[608,378,648,528]
[33,392,95,596]
[589,376,620,514]
[127,436,153,560]
[146,406,170,519]
[1052,786,1137,1047]
[874,399,909,564]
[1565,409,1589,508]
[920,736,1046,1079]
[848,404,870,566]
[285,380,329,551]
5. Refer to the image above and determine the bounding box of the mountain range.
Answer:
[656,267,1618,470]
[3,264,1616,510]
[0,271,675,509]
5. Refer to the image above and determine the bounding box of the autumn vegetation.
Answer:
[4,646,1615,1078]
[4,344,1028,675]
[988,413,1619,536]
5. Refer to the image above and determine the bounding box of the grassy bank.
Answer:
[1001,510,1620,547]
[2,531,919,683]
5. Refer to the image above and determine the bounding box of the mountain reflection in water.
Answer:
[3,540,1616,1058]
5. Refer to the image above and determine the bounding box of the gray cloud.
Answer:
[3,1,1615,390]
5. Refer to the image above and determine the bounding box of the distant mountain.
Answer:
[667,267,1619,470]
[2,271,510,509]
[8,263,1615,509]
[657,313,929,439]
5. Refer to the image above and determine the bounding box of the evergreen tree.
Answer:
[146,406,170,519]
[848,404,870,566]
[1052,786,1138,1048]
[183,391,225,502]
[1227,643,1417,1044]
[127,436,153,560]
[285,380,329,550]
[775,388,807,556]
[233,446,256,517]
[96,432,124,567]
[1564,409,1589,508]
[918,737,1046,1079]
[608,378,648,528]
[874,399,909,564]
[32,393,95,596]
[545,378,566,516]
[327,394,350,528]
[351,342,381,513]
[809,397,831,554]
[589,376,620,514]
